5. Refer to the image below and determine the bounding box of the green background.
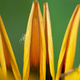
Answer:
[0,0,80,77]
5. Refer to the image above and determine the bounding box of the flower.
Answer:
[0,1,80,80]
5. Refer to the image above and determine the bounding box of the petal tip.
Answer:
[44,2,48,8]
[77,4,80,7]
[76,4,80,9]
[33,1,39,4]
[33,1,39,8]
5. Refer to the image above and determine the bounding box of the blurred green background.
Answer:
[0,0,80,77]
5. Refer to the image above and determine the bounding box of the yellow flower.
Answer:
[0,16,21,80]
[23,1,55,80]
[0,1,80,80]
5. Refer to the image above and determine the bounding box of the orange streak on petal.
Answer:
[30,2,40,67]
[1,34,10,67]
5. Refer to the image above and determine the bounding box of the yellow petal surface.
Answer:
[0,67,6,80]
[43,3,55,80]
[23,1,46,80]
[0,33,7,76]
[64,65,80,80]
[56,5,80,80]
[23,2,35,80]
[0,67,15,80]
[0,16,21,80]
[38,2,46,80]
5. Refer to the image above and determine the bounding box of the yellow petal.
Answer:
[65,70,80,80]
[56,5,80,80]
[0,67,15,80]
[43,3,55,80]
[60,65,80,80]
[23,2,34,80]
[0,32,7,76]
[23,1,46,80]
[38,2,46,80]
[78,64,80,72]
[0,16,21,80]
[0,67,6,80]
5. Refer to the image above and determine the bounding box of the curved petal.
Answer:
[43,3,55,80]
[38,3,46,80]
[23,1,46,80]
[0,16,21,80]
[56,5,80,80]
[0,33,7,76]
[23,2,34,80]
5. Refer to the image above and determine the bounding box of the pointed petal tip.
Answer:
[44,2,48,5]
[33,1,39,4]
[44,2,48,8]
[33,1,39,8]
[77,4,80,8]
